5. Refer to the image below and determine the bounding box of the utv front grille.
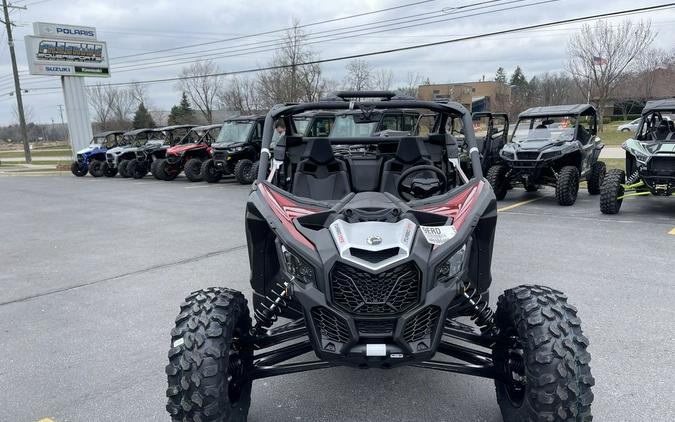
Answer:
[106,153,114,163]
[355,319,396,335]
[311,307,351,344]
[648,156,675,175]
[165,155,181,164]
[330,262,420,315]
[76,154,84,162]
[213,150,227,161]
[403,306,440,343]
[516,151,539,160]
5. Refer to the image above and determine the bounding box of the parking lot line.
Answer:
[669,227,675,235]
[184,185,213,189]
[497,196,545,212]
[37,418,55,422]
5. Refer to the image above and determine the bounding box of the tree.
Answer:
[87,84,116,130]
[257,20,327,107]
[566,19,655,130]
[343,59,373,91]
[509,66,530,113]
[168,92,196,125]
[395,72,426,98]
[373,68,394,91]
[110,87,136,125]
[495,67,507,83]
[178,60,222,123]
[219,76,261,114]
[132,102,155,129]
[509,66,527,88]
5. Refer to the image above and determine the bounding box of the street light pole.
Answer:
[1,0,31,163]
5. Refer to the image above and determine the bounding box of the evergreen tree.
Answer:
[167,92,196,125]
[509,66,528,89]
[495,67,507,83]
[132,102,156,129]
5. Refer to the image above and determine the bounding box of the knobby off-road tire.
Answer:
[127,160,148,179]
[487,164,509,200]
[161,160,179,181]
[587,161,606,195]
[201,159,223,183]
[600,169,625,215]
[234,159,254,185]
[184,158,204,182]
[250,161,260,182]
[166,287,253,422]
[103,163,118,177]
[118,160,131,178]
[150,159,163,180]
[555,166,580,206]
[71,161,87,177]
[494,285,594,422]
[89,160,105,177]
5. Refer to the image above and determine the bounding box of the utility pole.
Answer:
[1,0,31,163]
[57,104,67,142]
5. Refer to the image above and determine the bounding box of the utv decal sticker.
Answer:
[420,225,457,245]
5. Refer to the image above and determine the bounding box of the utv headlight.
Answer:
[541,150,561,160]
[281,245,315,284]
[634,151,648,163]
[501,151,514,160]
[230,146,244,153]
[435,244,467,283]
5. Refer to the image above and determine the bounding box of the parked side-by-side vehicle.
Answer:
[70,131,124,177]
[487,104,606,206]
[157,124,221,182]
[103,128,163,178]
[601,99,675,214]
[127,125,196,179]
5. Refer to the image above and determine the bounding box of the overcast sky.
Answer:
[1,0,673,125]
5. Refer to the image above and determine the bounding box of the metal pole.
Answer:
[2,0,31,163]
[57,104,67,142]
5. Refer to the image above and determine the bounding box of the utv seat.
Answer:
[292,139,350,201]
[380,137,433,196]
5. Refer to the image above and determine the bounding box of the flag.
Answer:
[592,56,608,65]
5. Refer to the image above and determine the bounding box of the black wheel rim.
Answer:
[497,333,527,407]
[227,326,250,406]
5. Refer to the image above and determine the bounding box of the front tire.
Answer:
[103,163,118,177]
[184,158,203,182]
[587,161,606,195]
[600,169,625,215]
[201,159,223,183]
[494,285,594,422]
[70,161,87,177]
[161,159,179,181]
[89,160,105,177]
[128,160,148,179]
[487,165,509,200]
[118,160,131,178]
[234,159,254,184]
[151,159,165,180]
[555,166,579,206]
[166,287,253,422]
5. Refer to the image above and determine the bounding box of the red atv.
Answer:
[156,124,221,181]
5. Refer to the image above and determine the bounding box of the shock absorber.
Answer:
[626,170,639,184]
[252,280,291,335]
[461,284,497,335]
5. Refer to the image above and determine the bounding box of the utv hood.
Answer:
[213,142,245,150]
[167,144,206,155]
[77,145,103,154]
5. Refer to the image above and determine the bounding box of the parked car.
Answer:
[617,117,641,132]
[70,131,124,177]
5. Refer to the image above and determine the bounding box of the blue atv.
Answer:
[70,131,125,177]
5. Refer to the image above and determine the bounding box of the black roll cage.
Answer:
[257,92,483,182]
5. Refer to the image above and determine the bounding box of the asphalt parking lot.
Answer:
[1,174,674,422]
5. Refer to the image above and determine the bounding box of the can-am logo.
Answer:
[56,27,95,37]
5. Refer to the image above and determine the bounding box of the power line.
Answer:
[111,0,439,60]
[3,2,674,98]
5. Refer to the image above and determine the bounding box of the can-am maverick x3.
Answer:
[165,92,594,422]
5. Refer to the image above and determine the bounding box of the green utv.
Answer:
[600,99,675,214]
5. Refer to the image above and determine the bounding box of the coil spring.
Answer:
[253,281,290,334]
[626,170,639,184]
[462,285,496,334]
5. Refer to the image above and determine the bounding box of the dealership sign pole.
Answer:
[25,22,111,157]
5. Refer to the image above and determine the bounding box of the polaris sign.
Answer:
[33,22,97,41]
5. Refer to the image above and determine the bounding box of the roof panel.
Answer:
[519,104,596,118]
[642,99,675,114]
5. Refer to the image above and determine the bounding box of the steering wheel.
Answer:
[397,165,448,200]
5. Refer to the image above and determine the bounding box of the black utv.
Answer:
[165,91,594,422]
[472,112,509,173]
[127,125,195,179]
[487,104,606,205]
[103,128,163,178]
[200,115,266,184]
